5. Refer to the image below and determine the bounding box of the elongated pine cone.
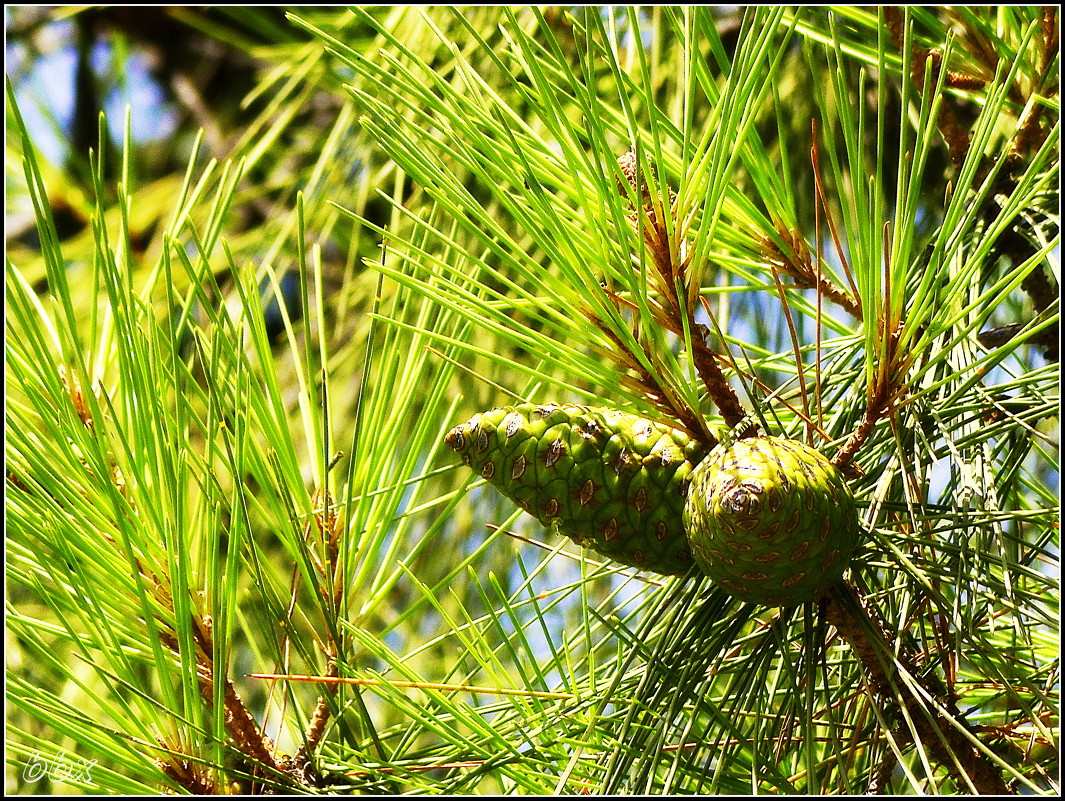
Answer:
[444,403,707,575]
[683,436,860,606]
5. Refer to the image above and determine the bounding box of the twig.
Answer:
[822,582,1011,794]
[613,147,749,435]
[884,8,972,168]
[760,229,861,319]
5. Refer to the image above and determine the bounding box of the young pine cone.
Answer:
[445,403,706,575]
[683,436,861,606]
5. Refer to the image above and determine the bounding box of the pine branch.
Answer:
[823,582,1011,795]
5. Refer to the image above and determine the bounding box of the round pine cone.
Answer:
[683,436,860,606]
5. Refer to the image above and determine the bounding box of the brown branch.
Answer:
[690,319,750,434]
[220,675,284,774]
[157,625,288,781]
[976,171,1059,362]
[154,740,220,794]
[822,582,1011,794]
[595,285,746,440]
[832,389,887,472]
[292,482,346,780]
[590,310,715,450]
[884,8,971,168]
[1038,8,1059,98]
[615,148,749,434]
[760,230,862,318]
[832,324,898,473]
[293,662,338,785]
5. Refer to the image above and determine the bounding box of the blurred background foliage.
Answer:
[6,6,1059,794]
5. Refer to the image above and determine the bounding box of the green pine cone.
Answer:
[444,403,707,575]
[683,436,860,606]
